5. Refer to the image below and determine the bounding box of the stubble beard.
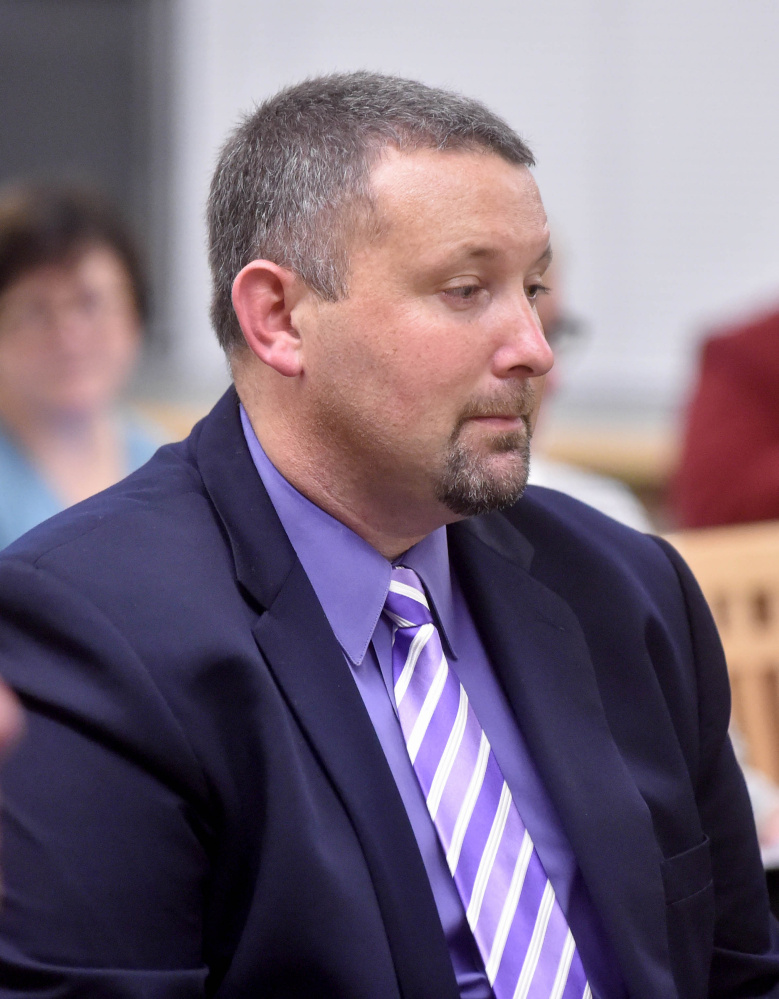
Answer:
[434,395,534,517]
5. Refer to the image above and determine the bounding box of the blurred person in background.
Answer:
[535,262,779,853]
[672,303,779,528]
[529,256,652,532]
[0,183,159,549]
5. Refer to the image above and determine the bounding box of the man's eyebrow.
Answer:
[448,243,554,265]
[536,245,553,268]
[456,245,499,261]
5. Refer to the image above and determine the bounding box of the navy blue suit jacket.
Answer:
[0,388,777,998]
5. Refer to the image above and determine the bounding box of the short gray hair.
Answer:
[207,71,535,354]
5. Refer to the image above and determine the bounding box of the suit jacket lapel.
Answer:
[195,390,459,999]
[449,513,677,999]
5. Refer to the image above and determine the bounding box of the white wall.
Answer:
[163,0,779,423]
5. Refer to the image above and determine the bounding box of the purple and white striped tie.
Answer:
[385,566,590,999]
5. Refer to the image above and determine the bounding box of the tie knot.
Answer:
[384,566,434,629]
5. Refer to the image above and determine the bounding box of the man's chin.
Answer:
[434,441,530,517]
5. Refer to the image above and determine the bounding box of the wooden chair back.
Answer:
[665,521,779,781]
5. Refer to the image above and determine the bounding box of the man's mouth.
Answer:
[468,407,526,419]
[453,387,536,442]
[465,407,530,426]
[467,413,525,429]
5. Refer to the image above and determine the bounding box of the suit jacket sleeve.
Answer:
[0,555,211,997]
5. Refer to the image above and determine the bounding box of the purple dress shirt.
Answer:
[241,406,624,999]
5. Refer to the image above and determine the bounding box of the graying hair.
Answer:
[207,71,535,353]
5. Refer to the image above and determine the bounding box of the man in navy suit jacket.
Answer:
[0,72,778,998]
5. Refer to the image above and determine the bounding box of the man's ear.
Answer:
[231,260,304,377]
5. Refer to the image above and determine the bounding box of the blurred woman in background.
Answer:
[0,183,159,548]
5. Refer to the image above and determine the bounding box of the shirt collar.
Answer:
[240,404,458,665]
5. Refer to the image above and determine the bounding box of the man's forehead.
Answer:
[364,146,549,254]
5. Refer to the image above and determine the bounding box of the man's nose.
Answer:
[492,298,554,379]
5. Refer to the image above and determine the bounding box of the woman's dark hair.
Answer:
[0,182,148,321]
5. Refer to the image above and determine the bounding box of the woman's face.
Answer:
[0,244,142,422]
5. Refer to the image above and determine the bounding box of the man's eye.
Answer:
[527,283,551,302]
[445,285,482,301]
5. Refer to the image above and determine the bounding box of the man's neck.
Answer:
[238,395,460,560]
